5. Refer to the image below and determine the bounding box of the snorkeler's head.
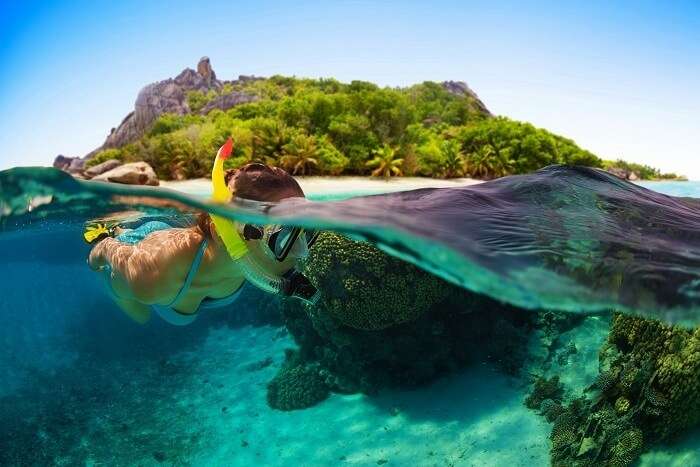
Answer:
[226,164,315,269]
[209,141,319,303]
[224,163,306,202]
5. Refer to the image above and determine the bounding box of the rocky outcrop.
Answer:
[53,155,85,174]
[84,159,122,178]
[441,80,492,116]
[199,92,258,114]
[196,56,217,87]
[92,162,159,186]
[53,57,262,173]
[93,57,223,154]
[607,167,640,181]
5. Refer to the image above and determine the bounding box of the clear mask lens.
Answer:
[274,227,297,256]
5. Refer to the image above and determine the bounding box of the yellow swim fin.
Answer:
[83,222,114,244]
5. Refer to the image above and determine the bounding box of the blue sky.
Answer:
[0,0,698,177]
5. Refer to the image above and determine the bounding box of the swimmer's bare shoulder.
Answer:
[88,227,204,303]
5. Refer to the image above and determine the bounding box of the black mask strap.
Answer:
[281,269,320,305]
[242,224,263,240]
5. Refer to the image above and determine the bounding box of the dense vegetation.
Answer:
[601,159,685,181]
[87,76,679,180]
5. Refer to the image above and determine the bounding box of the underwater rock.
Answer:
[549,399,645,467]
[539,398,566,423]
[266,355,330,411]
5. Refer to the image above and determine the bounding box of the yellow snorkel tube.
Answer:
[211,138,248,260]
[209,140,320,304]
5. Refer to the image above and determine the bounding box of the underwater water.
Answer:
[1,165,700,466]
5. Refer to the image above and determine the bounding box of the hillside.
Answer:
[54,58,682,181]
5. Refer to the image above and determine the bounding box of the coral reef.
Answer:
[267,232,534,403]
[548,397,643,467]
[525,375,564,410]
[302,232,453,330]
[605,312,700,441]
[532,312,700,466]
[266,351,330,411]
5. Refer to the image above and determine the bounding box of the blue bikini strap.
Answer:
[165,239,209,307]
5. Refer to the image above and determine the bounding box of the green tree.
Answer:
[85,148,123,168]
[280,133,319,175]
[316,136,349,175]
[250,118,291,165]
[465,145,513,179]
[440,139,466,178]
[98,74,675,181]
[366,145,403,179]
[327,113,378,172]
[186,90,217,113]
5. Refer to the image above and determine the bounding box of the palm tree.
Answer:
[440,139,466,178]
[280,133,319,175]
[466,145,513,179]
[366,145,403,179]
[252,120,290,165]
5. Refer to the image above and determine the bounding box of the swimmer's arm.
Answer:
[88,238,132,271]
[88,230,204,304]
[112,296,152,324]
[88,238,167,302]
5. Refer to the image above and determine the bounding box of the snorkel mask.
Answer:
[241,224,319,262]
[210,139,320,305]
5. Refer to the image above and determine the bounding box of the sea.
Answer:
[1,166,699,466]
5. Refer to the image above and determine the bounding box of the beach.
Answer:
[162,176,483,199]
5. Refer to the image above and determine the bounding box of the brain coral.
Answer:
[266,362,330,411]
[302,232,453,330]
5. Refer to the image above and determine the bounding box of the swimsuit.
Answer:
[106,221,242,325]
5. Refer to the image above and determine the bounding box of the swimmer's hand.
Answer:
[88,238,139,279]
[88,238,119,271]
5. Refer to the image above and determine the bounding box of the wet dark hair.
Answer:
[224,163,305,202]
[198,164,304,239]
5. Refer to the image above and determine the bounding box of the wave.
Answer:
[2,165,700,324]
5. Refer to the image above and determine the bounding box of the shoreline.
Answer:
[161,176,483,197]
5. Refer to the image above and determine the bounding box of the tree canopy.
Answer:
[87,75,677,181]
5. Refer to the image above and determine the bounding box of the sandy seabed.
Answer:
[50,315,695,466]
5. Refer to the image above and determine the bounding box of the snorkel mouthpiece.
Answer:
[211,138,248,260]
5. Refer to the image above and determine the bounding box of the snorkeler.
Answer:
[87,139,319,325]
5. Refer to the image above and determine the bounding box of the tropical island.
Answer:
[53,58,684,184]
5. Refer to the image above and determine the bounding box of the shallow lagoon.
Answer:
[1,172,700,466]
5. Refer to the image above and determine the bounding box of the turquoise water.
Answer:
[637,180,700,198]
[1,166,700,466]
